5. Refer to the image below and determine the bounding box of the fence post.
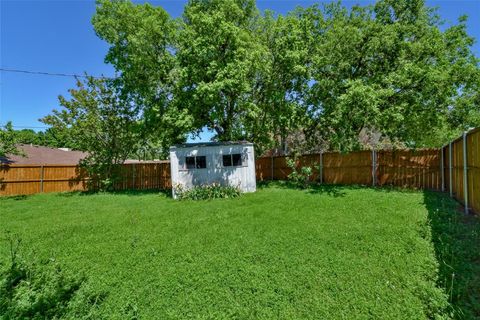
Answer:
[271,156,274,180]
[440,147,444,192]
[463,132,469,214]
[372,149,376,186]
[319,152,323,184]
[449,142,453,197]
[40,165,44,193]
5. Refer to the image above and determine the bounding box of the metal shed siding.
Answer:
[170,143,256,197]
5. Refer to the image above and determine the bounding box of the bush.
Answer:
[174,183,241,200]
[286,158,315,188]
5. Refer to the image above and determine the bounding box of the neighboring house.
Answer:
[0,145,166,165]
[169,141,256,198]
[0,145,88,165]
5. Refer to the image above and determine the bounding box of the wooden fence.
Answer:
[0,163,171,196]
[256,149,441,190]
[441,128,480,214]
[256,130,479,214]
[1,129,478,214]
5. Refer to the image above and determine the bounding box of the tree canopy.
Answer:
[61,0,480,154]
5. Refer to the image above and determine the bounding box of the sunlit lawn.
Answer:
[1,183,479,319]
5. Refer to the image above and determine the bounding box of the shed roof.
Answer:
[171,141,253,150]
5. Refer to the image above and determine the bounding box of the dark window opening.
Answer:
[196,156,206,168]
[185,156,206,169]
[232,154,242,166]
[186,156,196,169]
[223,153,242,167]
[222,155,232,167]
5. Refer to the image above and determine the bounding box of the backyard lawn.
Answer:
[1,184,479,319]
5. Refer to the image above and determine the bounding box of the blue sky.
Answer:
[1,0,479,142]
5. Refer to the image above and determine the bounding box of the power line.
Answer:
[0,68,113,79]
[1,124,49,129]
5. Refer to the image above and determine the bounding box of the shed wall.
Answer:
[170,144,256,196]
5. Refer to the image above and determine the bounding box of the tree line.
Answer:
[85,0,479,153]
[2,0,479,188]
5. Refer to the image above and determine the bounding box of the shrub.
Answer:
[174,183,241,200]
[286,158,315,188]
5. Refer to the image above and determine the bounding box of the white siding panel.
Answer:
[170,144,256,198]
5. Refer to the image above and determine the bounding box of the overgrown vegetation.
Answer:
[424,192,480,319]
[174,183,241,200]
[1,186,471,318]
[0,232,104,319]
[286,158,316,188]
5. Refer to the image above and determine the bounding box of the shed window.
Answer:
[232,154,242,166]
[222,155,232,167]
[223,153,242,167]
[185,156,206,169]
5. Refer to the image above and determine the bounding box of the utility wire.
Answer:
[0,68,113,79]
[3,125,50,129]
[0,68,113,127]
[0,124,50,129]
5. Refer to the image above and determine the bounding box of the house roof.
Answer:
[0,145,88,165]
[171,141,253,149]
[0,145,169,165]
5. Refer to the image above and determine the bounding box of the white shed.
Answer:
[169,141,256,198]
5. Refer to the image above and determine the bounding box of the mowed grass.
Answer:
[0,184,471,319]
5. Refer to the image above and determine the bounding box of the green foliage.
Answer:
[11,129,40,145]
[0,122,21,158]
[36,127,79,150]
[41,77,141,191]
[90,0,479,152]
[92,0,191,153]
[0,233,103,319]
[2,126,79,151]
[1,187,461,318]
[174,183,241,200]
[294,1,480,151]
[286,158,315,188]
[176,0,265,142]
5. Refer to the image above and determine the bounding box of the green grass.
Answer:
[0,183,478,319]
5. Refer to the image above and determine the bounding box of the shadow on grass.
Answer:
[0,195,30,201]
[56,188,172,198]
[423,191,480,319]
[257,180,353,197]
[257,180,423,198]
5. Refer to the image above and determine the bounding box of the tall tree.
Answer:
[92,0,191,151]
[41,77,141,190]
[299,0,480,150]
[176,0,265,141]
[90,0,480,152]
[245,10,312,153]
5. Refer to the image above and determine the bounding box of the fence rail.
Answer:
[256,149,441,190]
[1,128,479,214]
[0,163,171,196]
